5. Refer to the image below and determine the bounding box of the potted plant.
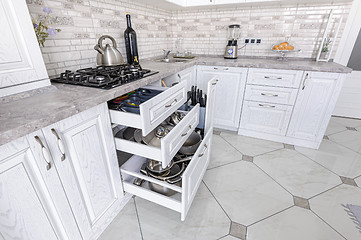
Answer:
[31,7,61,47]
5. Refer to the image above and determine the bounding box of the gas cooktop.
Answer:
[51,64,158,89]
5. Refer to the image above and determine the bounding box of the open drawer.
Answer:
[120,129,213,221]
[109,81,187,136]
[114,104,200,168]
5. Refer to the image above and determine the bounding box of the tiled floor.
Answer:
[99,117,361,240]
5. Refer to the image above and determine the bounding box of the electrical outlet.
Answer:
[256,38,262,44]
[250,39,256,44]
[244,38,250,44]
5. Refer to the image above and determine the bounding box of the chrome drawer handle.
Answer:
[165,99,177,108]
[213,67,218,70]
[261,93,278,97]
[264,76,282,80]
[198,144,208,157]
[212,79,219,85]
[259,104,276,108]
[51,128,66,161]
[302,73,309,90]
[181,125,192,137]
[178,74,181,79]
[34,136,51,170]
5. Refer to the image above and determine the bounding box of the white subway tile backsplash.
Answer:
[26,0,351,77]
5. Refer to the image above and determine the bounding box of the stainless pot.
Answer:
[179,130,202,155]
[146,155,192,175]
[94,35,124,66]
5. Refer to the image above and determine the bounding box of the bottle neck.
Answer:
[126,14,132,28]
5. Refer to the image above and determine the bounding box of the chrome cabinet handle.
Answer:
[181,125,192,137]
[213,67,218,70]
[165,99,177,108]
[264,76,282,80]
[223,67,229,70]
[34,136,51,170]
[212,79,219,85]
[302,73,309,90]
[177,74,181,79]
[261,93,278,97]
[259,104,276,108]
[51,128,66,161]
[198,144,208,157]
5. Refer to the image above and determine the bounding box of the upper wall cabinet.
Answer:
[0,0,50,98]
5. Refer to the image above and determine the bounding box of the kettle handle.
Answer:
[98,35,117,49]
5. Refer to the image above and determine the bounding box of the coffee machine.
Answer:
[224,24,241,59]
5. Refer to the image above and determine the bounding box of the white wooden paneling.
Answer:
[287,72,346,143]
[0,0,49,97]
[204,77,218,134]
[0,136,66,240]
[181,129,213,221]
[247,68,303,88]
[43,103,124,240]
[244,85,298,105]
[163,66,196,91]
[197,65,248,131]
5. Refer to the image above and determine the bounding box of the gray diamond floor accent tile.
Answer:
[332,117,361,128]
[355,176,361,188]
[346,127,358,131]
[284,144,295,150]
[214,130,221,135]
[293,196,310,210]
[323,135,329,140]
[230,222,247,240]
[242,155,253,162]
[340,176,358,187]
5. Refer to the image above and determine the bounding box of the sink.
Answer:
[156,58,188,63]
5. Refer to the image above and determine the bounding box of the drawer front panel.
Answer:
[244,85,298,105]
[141,81,187,135]
[240,101,293,135]
[181,129,213,220]
[248,68,303,88]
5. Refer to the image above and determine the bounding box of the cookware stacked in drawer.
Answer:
[239,68,303,135]
[108,77,218,221]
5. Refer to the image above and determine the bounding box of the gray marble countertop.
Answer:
[0,56,351,145]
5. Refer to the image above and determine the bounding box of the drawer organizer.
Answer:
[109,77,218,220]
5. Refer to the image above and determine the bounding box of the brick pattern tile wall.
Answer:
[26,0,352,77]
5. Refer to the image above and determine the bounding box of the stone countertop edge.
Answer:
[0,57,351,146]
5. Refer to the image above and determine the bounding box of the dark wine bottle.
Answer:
[124,12,139,65]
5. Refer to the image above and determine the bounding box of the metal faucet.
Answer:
[163,49,171,60]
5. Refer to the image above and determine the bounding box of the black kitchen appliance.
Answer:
[51,64,158,89]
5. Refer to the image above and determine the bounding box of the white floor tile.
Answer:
[208,135,242,169]
[331,117,361,128]
[98,199,142,240]
[254,149,341,199]
[325,118,347,135]
[220,132,284,156]
[296,139,361,178]
[309,185,361,240]
[135,182,230,240]
[247,207,344,240]
[203,161,293,226]
[329,130,361,153]
[355,176,361,188]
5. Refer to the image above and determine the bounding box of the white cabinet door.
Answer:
[0,0,50,97]
[240,101,293,135]
[163,66,196,91]
[0,135,68,240]
[43,103,124,240]
[287,72,346,143]
[197,65,248,131]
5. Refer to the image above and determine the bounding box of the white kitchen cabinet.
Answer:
[247,68,303,88]
[244,85,298,105]
[163,66,196,91]
[0,135,79,240]
[109,81,187,136]
[197,65,248,131]
[119,77,218,221]
[240,100,293,135]
[42,103,124,240]
[287,72,346,144]
[0,0,50,98]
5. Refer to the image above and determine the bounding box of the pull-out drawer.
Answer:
[239,101,293,136]
[244,85,298,105]
[114,105,200,168]
[109,81,187,136]
[120,129,213,221]
[248,68,303,88]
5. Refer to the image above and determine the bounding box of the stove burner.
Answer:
[51,64,158,89]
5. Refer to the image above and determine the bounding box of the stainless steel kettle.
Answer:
[94,35,124,66]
